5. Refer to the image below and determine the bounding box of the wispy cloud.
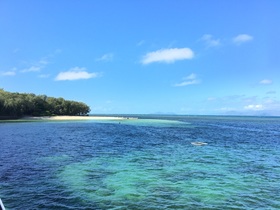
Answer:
[96,53,114,62]
[217,107,238,112]
[266,90,276,94]
[21,66,42,73]
[259,79,272,85]
[38,74,50,78]
[207,93,280,115]
[20,58,49,73]
[201,34,220,47]
[20,50,61,73]
[244,104,264,111]
[263,99,280,110]
[1,71,16,76]
[233,34,253,45]
[207,97,217,101]
[13,48,20,53]
[141,48,194,64]
[137,40,145,46]
[174,73,200,87]
[55,67,100,81]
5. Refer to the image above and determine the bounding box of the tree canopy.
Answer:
[0,89,91,118]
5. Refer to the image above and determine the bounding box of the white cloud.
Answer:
[260,79,272,85]
[141,48,194,64]
[96,53,114,62]
[201,34,220,47]
[233,34,253,44]
[1,71,16,76]
[174,73,200,87]
[244,104,264,111]
[55,67,99,81]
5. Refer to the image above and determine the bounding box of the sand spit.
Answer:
[20,116,137,121]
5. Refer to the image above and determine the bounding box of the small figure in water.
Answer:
[191,142,208,146]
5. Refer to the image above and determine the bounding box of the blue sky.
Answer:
[1,0,280,115]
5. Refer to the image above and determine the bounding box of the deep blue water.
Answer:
[0,115,280,209]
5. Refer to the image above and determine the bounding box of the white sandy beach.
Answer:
[21,116,134,121]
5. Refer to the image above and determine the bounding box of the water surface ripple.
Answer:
[0,116,280,209]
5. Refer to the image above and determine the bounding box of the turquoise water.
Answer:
[0,116,280,209]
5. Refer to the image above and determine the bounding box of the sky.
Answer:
[1,0,280,115]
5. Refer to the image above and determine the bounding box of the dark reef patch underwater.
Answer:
[1,115,280,209]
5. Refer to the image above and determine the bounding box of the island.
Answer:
[0,89,90,120]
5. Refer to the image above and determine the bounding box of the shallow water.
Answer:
[0,116,280,209]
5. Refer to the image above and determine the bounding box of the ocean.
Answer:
[0,115,280,209]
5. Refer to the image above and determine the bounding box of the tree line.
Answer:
[0,89,91,118]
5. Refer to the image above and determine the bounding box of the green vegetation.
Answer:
[0,89,90,118]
